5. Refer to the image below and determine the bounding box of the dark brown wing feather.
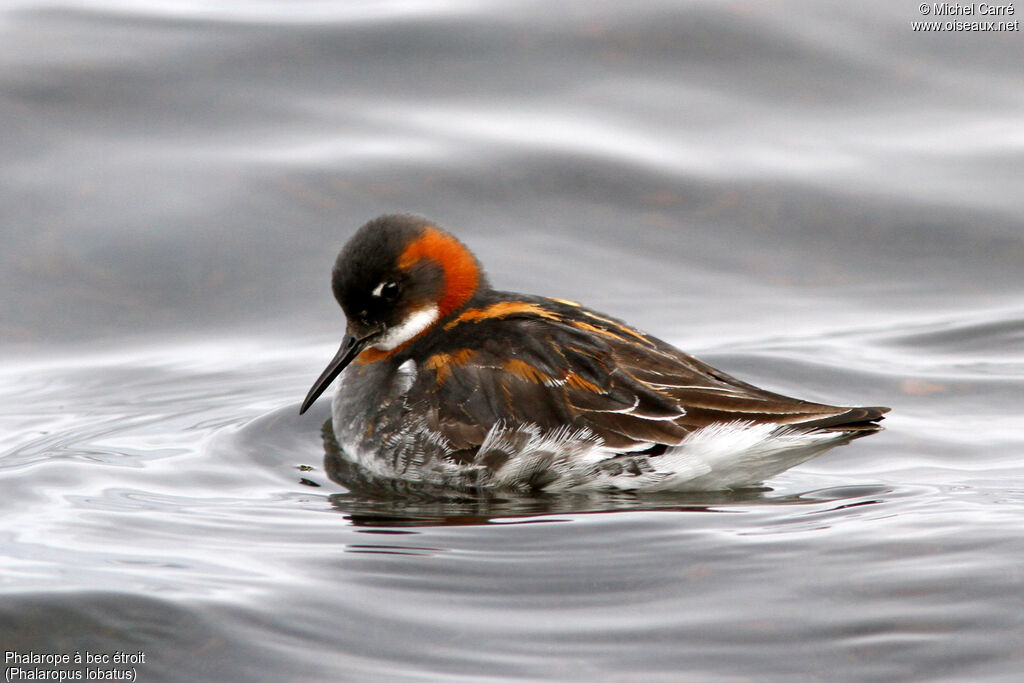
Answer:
[410,296,889,453]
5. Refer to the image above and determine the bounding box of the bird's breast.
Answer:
[332,359,419,464]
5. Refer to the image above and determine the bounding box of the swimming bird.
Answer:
[300,214,888,493]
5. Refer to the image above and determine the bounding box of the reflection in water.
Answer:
[326,483,890,563]
[325,479,890,529]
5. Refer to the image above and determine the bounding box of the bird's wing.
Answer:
[411,298,886,455]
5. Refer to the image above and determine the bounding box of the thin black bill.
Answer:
[299,334,373,414]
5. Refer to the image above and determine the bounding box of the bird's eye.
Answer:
[378,281,400,301]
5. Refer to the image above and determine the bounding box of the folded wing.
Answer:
[414,298,888,456]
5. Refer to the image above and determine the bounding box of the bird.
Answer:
[299,214,889,494]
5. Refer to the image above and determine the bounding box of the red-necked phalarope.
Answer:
[300,214,888,493]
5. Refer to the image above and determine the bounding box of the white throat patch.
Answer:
[372,305,440,351]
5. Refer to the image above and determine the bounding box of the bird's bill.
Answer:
[299,332,375,414]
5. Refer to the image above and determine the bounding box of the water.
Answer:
[3,1,1023,680]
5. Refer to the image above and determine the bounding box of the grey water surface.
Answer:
[2,1,1023,680]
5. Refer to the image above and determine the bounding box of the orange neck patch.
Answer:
[355,347,392,365]
[398,227,480,318]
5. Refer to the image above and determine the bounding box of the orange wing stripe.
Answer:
[580,311,652,344]
[425,348,477,384]
[444,301,561,329]
[503,358,552,384]
[567,320,631,343]
[564,371,602,393]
